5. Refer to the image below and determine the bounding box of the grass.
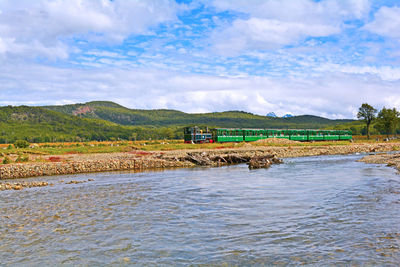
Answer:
[0,135,398,159]
[0,140,245,156]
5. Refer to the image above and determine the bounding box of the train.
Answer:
[184,126,352,143]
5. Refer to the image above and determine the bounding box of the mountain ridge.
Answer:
[43,101,354,127]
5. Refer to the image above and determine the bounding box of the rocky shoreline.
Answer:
[358,152,400,173]
[1,142,400,180]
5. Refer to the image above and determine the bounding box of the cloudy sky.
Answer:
[1,0,400,118]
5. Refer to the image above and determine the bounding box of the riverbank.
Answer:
[358,152,400,173]
[1,141,400,180]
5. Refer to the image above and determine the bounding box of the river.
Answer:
[1,154,400,265]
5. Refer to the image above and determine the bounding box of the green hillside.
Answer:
[0,105,182,143]
[327,120,381,136]
[0,101,356,143]
[0,105,134,143]
[44,101,354,129]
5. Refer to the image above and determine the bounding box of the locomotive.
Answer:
[184,126,352,143]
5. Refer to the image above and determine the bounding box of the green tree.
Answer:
[357,103,377,139]
[2,156,11,164]
[14,140,29,148]
[375,107,400,137]
[159,127,175,140]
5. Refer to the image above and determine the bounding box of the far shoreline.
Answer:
[1,140,400,181]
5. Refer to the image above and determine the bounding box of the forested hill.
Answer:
[44,101,353,129]
[0,102,355,143]
[0,105,135,143]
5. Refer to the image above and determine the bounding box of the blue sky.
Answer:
[1,0,400,118]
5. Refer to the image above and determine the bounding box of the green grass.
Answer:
[1,137,398,166]
[0,139,356,157]
[0,140,244,156]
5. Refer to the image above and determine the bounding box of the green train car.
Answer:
[212,128,352,142]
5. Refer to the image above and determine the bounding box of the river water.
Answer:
[1,154,400,266]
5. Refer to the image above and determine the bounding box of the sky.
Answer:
[1,0,400,119]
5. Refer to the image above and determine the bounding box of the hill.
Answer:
[43,101,354,129]
[0,105,184,143]
[0,101,356,143]
[0,105,139,143]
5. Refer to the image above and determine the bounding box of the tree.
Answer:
[357,103,377,139]
[14,140,30,148]
[375,107,400,137]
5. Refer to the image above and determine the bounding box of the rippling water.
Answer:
[1,154,400,266]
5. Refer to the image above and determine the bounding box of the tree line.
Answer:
[357,103,400,139]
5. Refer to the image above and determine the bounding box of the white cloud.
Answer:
[209,0,370,54]
[364,6,400,39]
[0,0,182,59]
[212,18,340,53]
[1,62,399,119]
[318,63,400,81]
[0,0,396,121]
[211,0,369,21]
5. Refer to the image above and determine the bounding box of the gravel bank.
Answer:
[1,142,400,180]
[358,152,400,173]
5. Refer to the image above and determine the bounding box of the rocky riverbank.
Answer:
[358,152,400,173]
[1,142,400,180]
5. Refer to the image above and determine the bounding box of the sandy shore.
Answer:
[1,142,400,180]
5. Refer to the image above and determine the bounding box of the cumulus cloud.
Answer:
[364,6,400,39]
[212,0,370,19]
[318,63,400,81]
[0,0,182,59]
[212,18,340,53]
[0,0,397,120]
[209,0,370,54]
[1,62,398,119]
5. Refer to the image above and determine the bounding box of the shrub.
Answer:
[15,154,29,163]
[2,156,11,164]
[14,140,29,148]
